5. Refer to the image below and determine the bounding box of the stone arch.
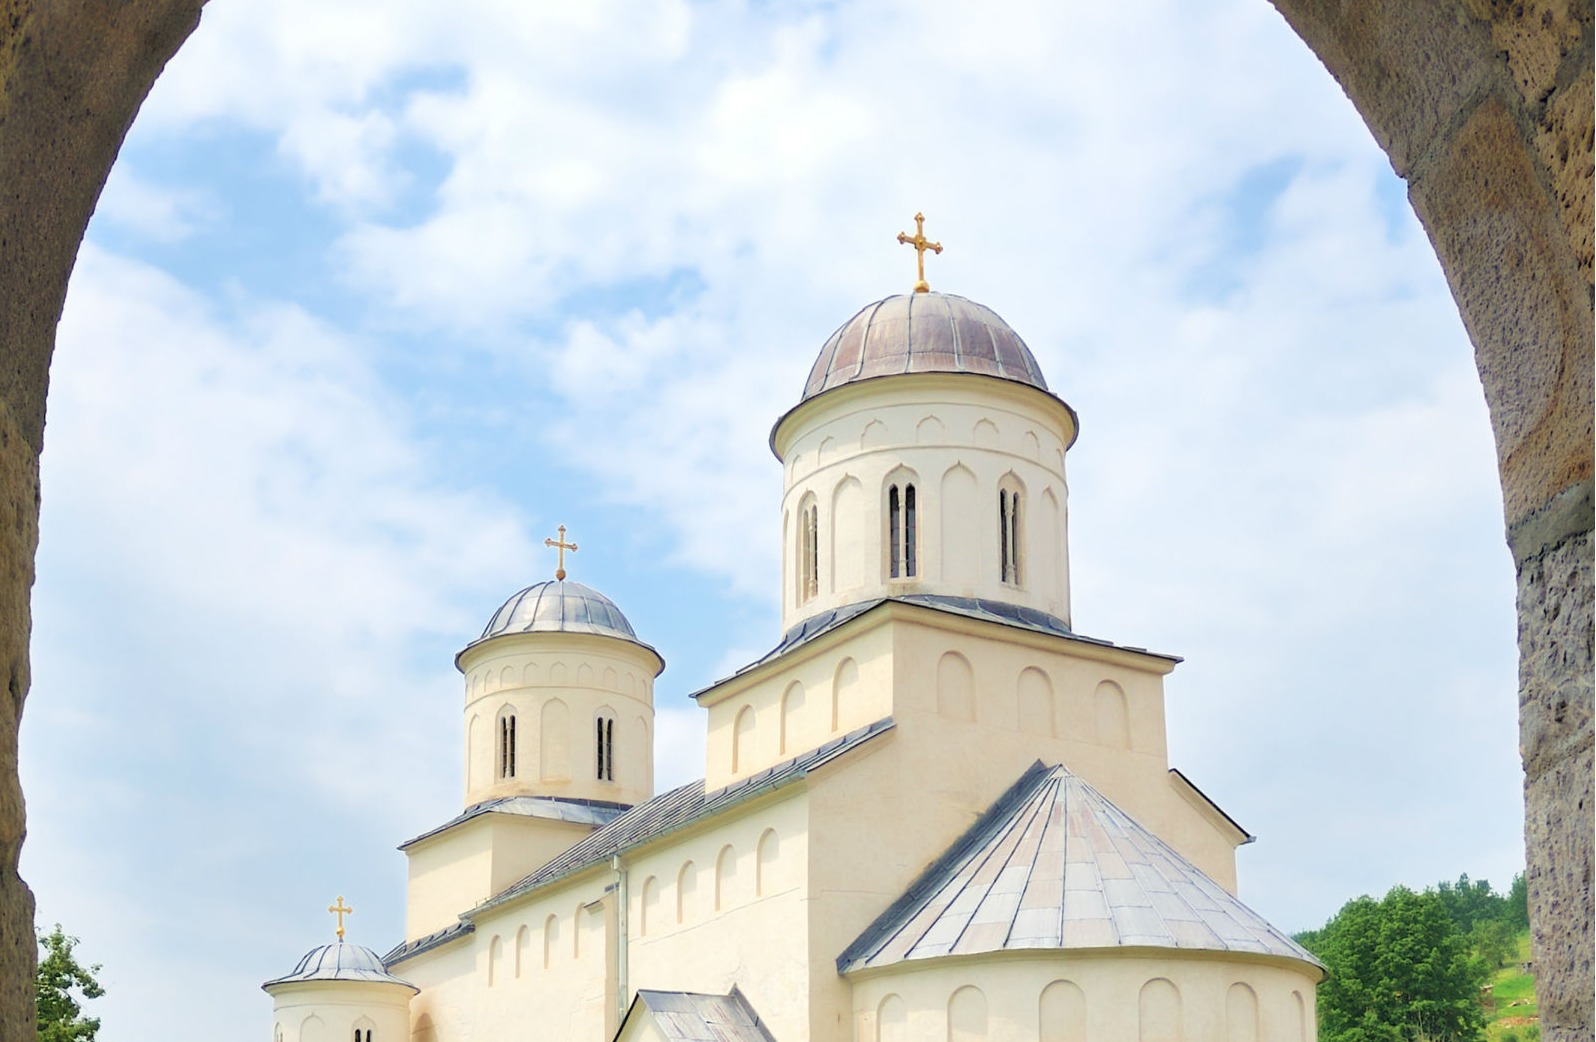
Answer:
[1225,982,1259,1042]
[779,680,805,754]
[732,705,756,772]
[714,843,737,910]
[940,463,979,585]
[515,924,531,977]
[830,474,866,593]
[1094,680,1130,750]
[915,415,945,444]
[677,860,697,923]
[1138,978,1182,1042]
[1039,979,1087,1042]
[640,875,659,935]
[756,827,779,896]
[860,418,888,449]
[487,933,502,985]
[937,651,975,722]
[973,418,999,447]
[832,656,859,731]
[947,985,987,1042]
[1018,667,1054,735]
[542,913,560,967]
[877,994,907,1042]
[541,697,570,780]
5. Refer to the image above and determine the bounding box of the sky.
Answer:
[17,1,1524,1038]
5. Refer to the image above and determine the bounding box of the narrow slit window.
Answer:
[1000,488,1023,585]
[596,717,615,781]
[887,483,918,579]
[499,714,517,780]
[799,501,819,602]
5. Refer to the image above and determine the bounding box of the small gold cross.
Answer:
[896,212,943,293]
[545,525,578,581]
[328,896,353,940]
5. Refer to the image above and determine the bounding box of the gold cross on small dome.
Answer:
[328,895,353,940]
[545,525,578,581]
[896,212,943,293]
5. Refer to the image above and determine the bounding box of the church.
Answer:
[263,218,1325,1042]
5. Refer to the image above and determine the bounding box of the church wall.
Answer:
[266,981,412,1042]
[847,952,1319,1042]
[458,633,659,807]
[776,375,1076,633]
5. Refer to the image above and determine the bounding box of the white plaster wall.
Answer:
[774,375,1076,633]
[848,952,1320,1042]
[458,631,661,807]
[267,980,412,1042]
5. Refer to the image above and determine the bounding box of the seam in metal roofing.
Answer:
[623,987,776,1042]
[838,761,1321,974]
[461,580,662,668]
[692,595,1176,699]
[469,717,895,917]
[398,795,632,851]
[383,921,473,966]
[264,940,418,991]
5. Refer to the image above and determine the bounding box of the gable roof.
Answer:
[398,794,631,851]
[619,987,776,1042]
[838,761,1322,975]
[470,716,896,917]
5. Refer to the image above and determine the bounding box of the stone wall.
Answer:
[1267,2,1593,1038]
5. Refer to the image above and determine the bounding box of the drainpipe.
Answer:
[611,853,629,1028]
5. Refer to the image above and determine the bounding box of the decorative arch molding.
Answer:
[677,861,698,923]
[514,925,531,977]
[940,463,979,585]
[832,657,859,731]
[1094,680,1131,750]
[937,652,975,722]
[299,1014,326,1042]
[1225,982,1260,1042]
[779,681,805,754]
[830,475,866,593]
[915,415,945,444]
[732,705,756,773]
[487,934,503,986]
[947,985,987,1042]
[466,713,483,792]
[714,843,737,910]
[1039,979,1087,1042]
[860,419,888,449]
[972,418,999,447]
[1017,667,1054,735]
[542,914,560,968]
[521,661,541,686]
[541,698,570,780]
[877,994,907,1042]
[639,875,659,936]
[756,828,779,896]
[1138,978,1182,1042]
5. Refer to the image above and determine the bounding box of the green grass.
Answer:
[1482,930,1538,1042]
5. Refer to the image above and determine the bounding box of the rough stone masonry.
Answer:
[0,1,1591,1039]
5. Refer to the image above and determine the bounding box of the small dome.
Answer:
[802,292,1048,402]
[479,579,639,643]
[262,940,416,991]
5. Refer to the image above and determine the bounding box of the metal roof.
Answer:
[802,293,1049,402]
[263,940,418,992]
[468,717,896,917]
[463,579,652,659]
[622,987,776,1042]
[838,762,1322,974]
[398,795,632,851]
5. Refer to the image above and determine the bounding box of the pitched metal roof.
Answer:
[692,595,1175,699]
[470,717,896,916]
[838,762,1322,974]
[398,795,631,851]
[383,920,473,966]
[622,987,776,1042]
[264,940,418,992]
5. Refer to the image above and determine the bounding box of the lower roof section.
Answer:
[619,987,777,1042]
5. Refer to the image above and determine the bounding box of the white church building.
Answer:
[264,227,1325,1042]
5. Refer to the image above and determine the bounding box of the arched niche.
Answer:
[1225,982,1259,1042]
[1138,978,1182,1042]
[830,475,866,592]
[1039,979,1087,1042]
[1094,680,1130,750]
[948,985,987,1042]
[940,463,979,585]
[714,843,737,910]
[937,651,976,722]
[732,705,756,773]
[780,681,805,754]
[541,697,570,780]
[756,828,779,896]
[832,657,859,731]
[1018,667,1054,735]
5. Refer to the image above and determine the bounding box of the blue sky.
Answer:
[19,1,1521,1037]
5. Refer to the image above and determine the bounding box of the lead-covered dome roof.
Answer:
[802,292,1048,402]
[262,940,417,991]
[479,579,639,643]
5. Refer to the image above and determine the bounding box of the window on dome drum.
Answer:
[999,488,1023,585]
[498,713,517,780]
[887,483,918,578]
[353,1031,372,1042]
[799,500,819,602]
[595,716,615,781]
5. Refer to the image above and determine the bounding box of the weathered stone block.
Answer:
[1534,68,1594,290]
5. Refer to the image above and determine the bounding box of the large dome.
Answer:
[262,940,416,990]
[477,579,639,643]
[801,292,1048,402]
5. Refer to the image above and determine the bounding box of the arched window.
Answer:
[497,709,517,780]
[798,496,819,602]
[887,481,917,578]
[353,1018,376,1042]
[999,483,1023,585]
[595,713,615,781]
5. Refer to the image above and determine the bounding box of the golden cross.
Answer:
[328,896,353,940]
[545,524,578,581]
[896,212,943,293]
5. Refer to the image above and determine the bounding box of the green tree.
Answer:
[1434,874,1505,934]
[1303,886,1488,1042]
[1505,873,1530,931]
[36,926,104,1042]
